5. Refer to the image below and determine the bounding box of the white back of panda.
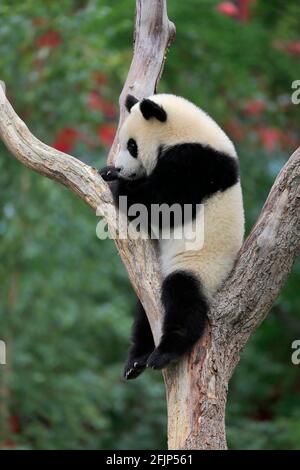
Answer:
[159,183,244,297]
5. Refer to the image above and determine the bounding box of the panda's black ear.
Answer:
[125,94,139,112]
[140,99,167,122]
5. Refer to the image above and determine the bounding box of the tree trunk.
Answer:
[165,326,228,449]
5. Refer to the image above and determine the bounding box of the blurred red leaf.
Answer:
[9,415,21,435]
[217,1,256,22]
[238,0,256,22]
[32,18,47,27]
[280,132,298,151]
[53,127,78,153]
[98,124,117,147]
[224,119,245,141]
[255,407,273,422]
[258,127,281,151]
[36,30,61,49]
[93,72,107,86]
[275,40,300,56]
[88,91,116,118]
[217,2,239,18]
[2,439,16,449]
[284,41,300,56]
[243,99,266,116]
[88,91,101,109]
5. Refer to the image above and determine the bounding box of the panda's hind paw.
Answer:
[146,348,180,370]
[123,353,149,380]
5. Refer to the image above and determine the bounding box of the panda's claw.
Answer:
[125,368,134,379]
[98,165,119,182]
[123,353,150,380]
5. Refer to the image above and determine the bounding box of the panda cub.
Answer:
[100,94,244,379]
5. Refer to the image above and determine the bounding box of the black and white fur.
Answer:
[100,94,244,379]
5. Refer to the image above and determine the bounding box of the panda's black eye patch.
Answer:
[127,138,138,158]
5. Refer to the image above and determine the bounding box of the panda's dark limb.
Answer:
[98,165,120,182]
[123,299,155,380]
[103,177,148,210]
[147,270,208,370]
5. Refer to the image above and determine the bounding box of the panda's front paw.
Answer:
[123,353,150,380]
[146,347,180,370]
[98,166,120,182]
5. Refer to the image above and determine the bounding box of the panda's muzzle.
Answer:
[116,166,138,180]
[115,149,146,180]
[116,165,145,180]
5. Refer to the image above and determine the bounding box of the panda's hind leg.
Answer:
[147,270,208,370]
[124,300,155,380]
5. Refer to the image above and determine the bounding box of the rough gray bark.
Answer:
[0,0,299,450]
[165,145,300,449]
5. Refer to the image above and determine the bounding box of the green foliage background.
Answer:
[0,0,299,450]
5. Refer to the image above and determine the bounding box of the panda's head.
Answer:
[115,93,236,180]
[115,94,167,180]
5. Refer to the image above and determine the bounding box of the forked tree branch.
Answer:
[108,0,176,163]
[0,0,299,450]
[0,0,176,344]
[215,147,300,350]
